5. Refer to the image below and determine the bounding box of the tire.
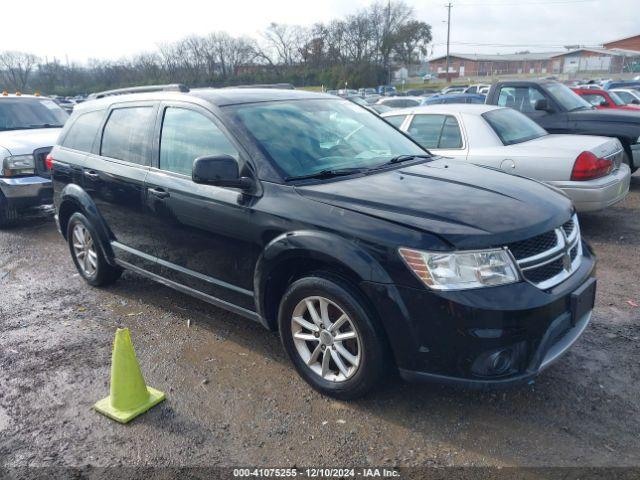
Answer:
[67,212,122,287]
[622,152,638,174]
[278,274,389,400]
[0,205,18,228]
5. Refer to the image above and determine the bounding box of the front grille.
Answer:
[508,230,558,260]
[33,147,52,178]
[562,220,574,238]
[507,215,582,290]
[525,257,565,284]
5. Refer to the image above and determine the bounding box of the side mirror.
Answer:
[632,99,640,105]
[192,155,253,190]
[599,100,609,107]
[534,98,551,112]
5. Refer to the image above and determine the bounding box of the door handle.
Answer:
[148,187,170,199]
[84,170,100,179]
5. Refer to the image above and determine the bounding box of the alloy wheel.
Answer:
[72,223,98,277]
[291,296,361,382]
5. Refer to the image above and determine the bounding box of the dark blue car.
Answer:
[422,93,486,105]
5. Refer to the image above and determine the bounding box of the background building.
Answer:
[427,34,640,78]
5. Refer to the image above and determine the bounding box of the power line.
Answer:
[432,42,602,47]
[445,2,452,82]
[454,0,598,5]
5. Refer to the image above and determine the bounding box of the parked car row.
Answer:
[1,80,635,400]
[382,104,630,212]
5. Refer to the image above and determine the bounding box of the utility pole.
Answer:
[445,2,452,83]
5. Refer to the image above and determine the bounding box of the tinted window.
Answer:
[497,86,545,112]
[101,107,154,165]
[482,108,547,145]
[160,108,238,176]
[546,83,591,111]
[407,114,446,149]
[0,98,68,132]
[385,115,407,128]
[229,99,425,179]
[61,110,104,152]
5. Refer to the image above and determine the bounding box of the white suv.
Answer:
[0,93,68,226]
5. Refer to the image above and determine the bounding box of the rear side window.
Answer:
[159,108,238,176]
[439,116,463,148]
[61,110,104,152]
[385,115,407,128]
[497,86,545,112]
[101,107,154,165]
[408,114,463,149]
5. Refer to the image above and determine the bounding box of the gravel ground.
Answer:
[0,173,639,471]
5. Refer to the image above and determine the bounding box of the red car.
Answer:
[572,88,640,111]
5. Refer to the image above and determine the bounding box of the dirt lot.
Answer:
[1,174,639,471]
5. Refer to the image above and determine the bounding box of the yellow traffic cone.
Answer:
[94,328,165,423]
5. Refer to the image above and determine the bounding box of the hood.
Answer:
[0,128,61,156]
[296,159,573,249]
[569,108,640,124]
[516,134,621,158]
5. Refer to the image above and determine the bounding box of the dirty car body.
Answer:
[51,87,596,397]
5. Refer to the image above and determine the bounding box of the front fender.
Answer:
[253,230,393,322]
[58,183,115,264]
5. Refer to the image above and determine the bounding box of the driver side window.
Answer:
[160,107,238,176]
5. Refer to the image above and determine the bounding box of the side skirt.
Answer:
[114,258,264,325]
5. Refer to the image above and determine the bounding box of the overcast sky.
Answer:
[7,0,638,63]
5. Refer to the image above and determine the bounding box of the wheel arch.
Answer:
[254,230,392,331]
[57,184,116,265]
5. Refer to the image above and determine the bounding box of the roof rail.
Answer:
[228,83,295,90]
[88,84,189,99]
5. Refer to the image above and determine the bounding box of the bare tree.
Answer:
[0,51,41,91]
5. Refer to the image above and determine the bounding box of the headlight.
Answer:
[2,154,35,176]
[399,247,520,290]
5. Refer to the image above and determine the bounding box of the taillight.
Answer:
[45,153,54,170]
[570,151,612,181]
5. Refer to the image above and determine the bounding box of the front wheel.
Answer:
[67,212,122,286]
[0,205,18,228]
[278,275,389,399]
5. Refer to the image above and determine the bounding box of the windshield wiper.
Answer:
[285,167,366,181]
[27,123,64,129]
[372,154,432,169]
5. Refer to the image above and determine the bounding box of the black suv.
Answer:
[51,85,596,399]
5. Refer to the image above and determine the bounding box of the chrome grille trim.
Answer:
[509,214,582,290]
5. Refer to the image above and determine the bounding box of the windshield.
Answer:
[546,83,592,111]
[608,91,625,106]
[228,99,426,179]
[483,108,547,145]
[0,98,68,131]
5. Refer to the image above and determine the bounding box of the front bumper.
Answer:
[547,164,631,212]
[360,244,596,387]
[0,176,53,209]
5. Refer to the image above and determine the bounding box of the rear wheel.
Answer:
[622,151,637,174]
[278,275,389,399]
[67,212,121,286]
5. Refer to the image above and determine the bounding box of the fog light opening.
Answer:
[471,345,522,378]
